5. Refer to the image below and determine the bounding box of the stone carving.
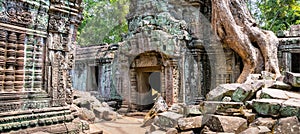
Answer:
[0,0,82,132]
[0,0,32,25]
[49,12,70,33]
[128,12,191,40]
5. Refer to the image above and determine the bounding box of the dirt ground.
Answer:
[87,116,149,134]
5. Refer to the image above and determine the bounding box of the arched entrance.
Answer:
[130,51,166,111]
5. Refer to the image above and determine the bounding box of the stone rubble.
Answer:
[72,90,122,122]
[143,71,300,134]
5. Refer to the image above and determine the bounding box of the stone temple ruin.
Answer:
[72,0,300,133]
[74,0,243,111]
[0,0,85,133]
[0,0,298,133]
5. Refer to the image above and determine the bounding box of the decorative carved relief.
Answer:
[0,0,32,26]
[49,12,70,33]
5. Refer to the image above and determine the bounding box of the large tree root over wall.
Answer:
[211,0,281,83]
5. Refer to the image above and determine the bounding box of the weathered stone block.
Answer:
[252,99,284,117]
[250,117,277,129]
[155,112,183,130]
[204,115,247,133]
[169,103,186,115]
[284,71,300,87]
[242,110,256,124]
[270,81,292,90]
[240,126,271,134]
[200,101,243,114]
[177,116,203,130]
[280,99,300,118]
[239,127,259,134]
[78,108,95,122]
[166,128,178,134]
[206,84,241,101]
[186,105,201,115]
[232,82,263,102]
[274,116,300,134]
[93,107,118,121]
[259,88,289,100]
[259,88,300,100]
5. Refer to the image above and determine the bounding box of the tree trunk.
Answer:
[211,0,281,83]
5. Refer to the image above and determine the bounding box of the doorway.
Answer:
[292,53,300,73]
[136,67,161,111]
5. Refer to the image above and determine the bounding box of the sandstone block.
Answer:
[270,81,292,90]
[280,99,300,118]
[204,115,247,133]
[252,99,284,117]
[284,71,300,87]
[206,83,241,101]
[200,101,243,115]
[177,116,203,130]
[274,116,300,134]
[155,112,183,130]
[232,81,263,102]
[250,117,277,129]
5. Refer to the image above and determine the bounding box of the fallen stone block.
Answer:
[239,127,259,134]
[259,88,289,100]
[149,122,160,133]
[252,99,284,117]
[241,110,256,124]
[166,128,178,134]
[270,81,292,90]
[78,108,96,122]
[199,101,243,115]
[177,116,203,130]
[285,91,300,99]
[284,71,300,87]
[155,112,183,130]
[148,130,167,134]
[206,83,241,101]
[232,81,264,102]
[279,99,300,118]
[273,116,300,134]
[169,103,186,115]
[180,130,194,134]
[239,126,271,134]
[93,107,118,121]
[204,115,247,133]
[186,105,201,115]
[249,117,277,130]
[261,71,276,80]
[253,80,276,88]
[257,126,271,133]
[259,88,300,100]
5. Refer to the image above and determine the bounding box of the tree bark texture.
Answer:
[211,0,281,83]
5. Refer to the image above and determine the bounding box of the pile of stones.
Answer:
[145,71,300,134]
[72,90,122,123]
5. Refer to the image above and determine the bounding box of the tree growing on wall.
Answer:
[211,0,281,83]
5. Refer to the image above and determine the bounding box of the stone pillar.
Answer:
[46,0,82,106]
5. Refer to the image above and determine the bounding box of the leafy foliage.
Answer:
[249,0,300,32]
[77,0,129,46]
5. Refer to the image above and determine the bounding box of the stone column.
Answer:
[47,0,82,106]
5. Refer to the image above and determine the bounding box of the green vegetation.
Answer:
[249,0,300,32]
[77,0,129,46]
[77,0,300,45]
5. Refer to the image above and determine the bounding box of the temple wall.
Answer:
[278,25,300,74]
[0,0,83,132]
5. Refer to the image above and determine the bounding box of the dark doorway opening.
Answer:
[136,67,161,111]
[292,53,300,73]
